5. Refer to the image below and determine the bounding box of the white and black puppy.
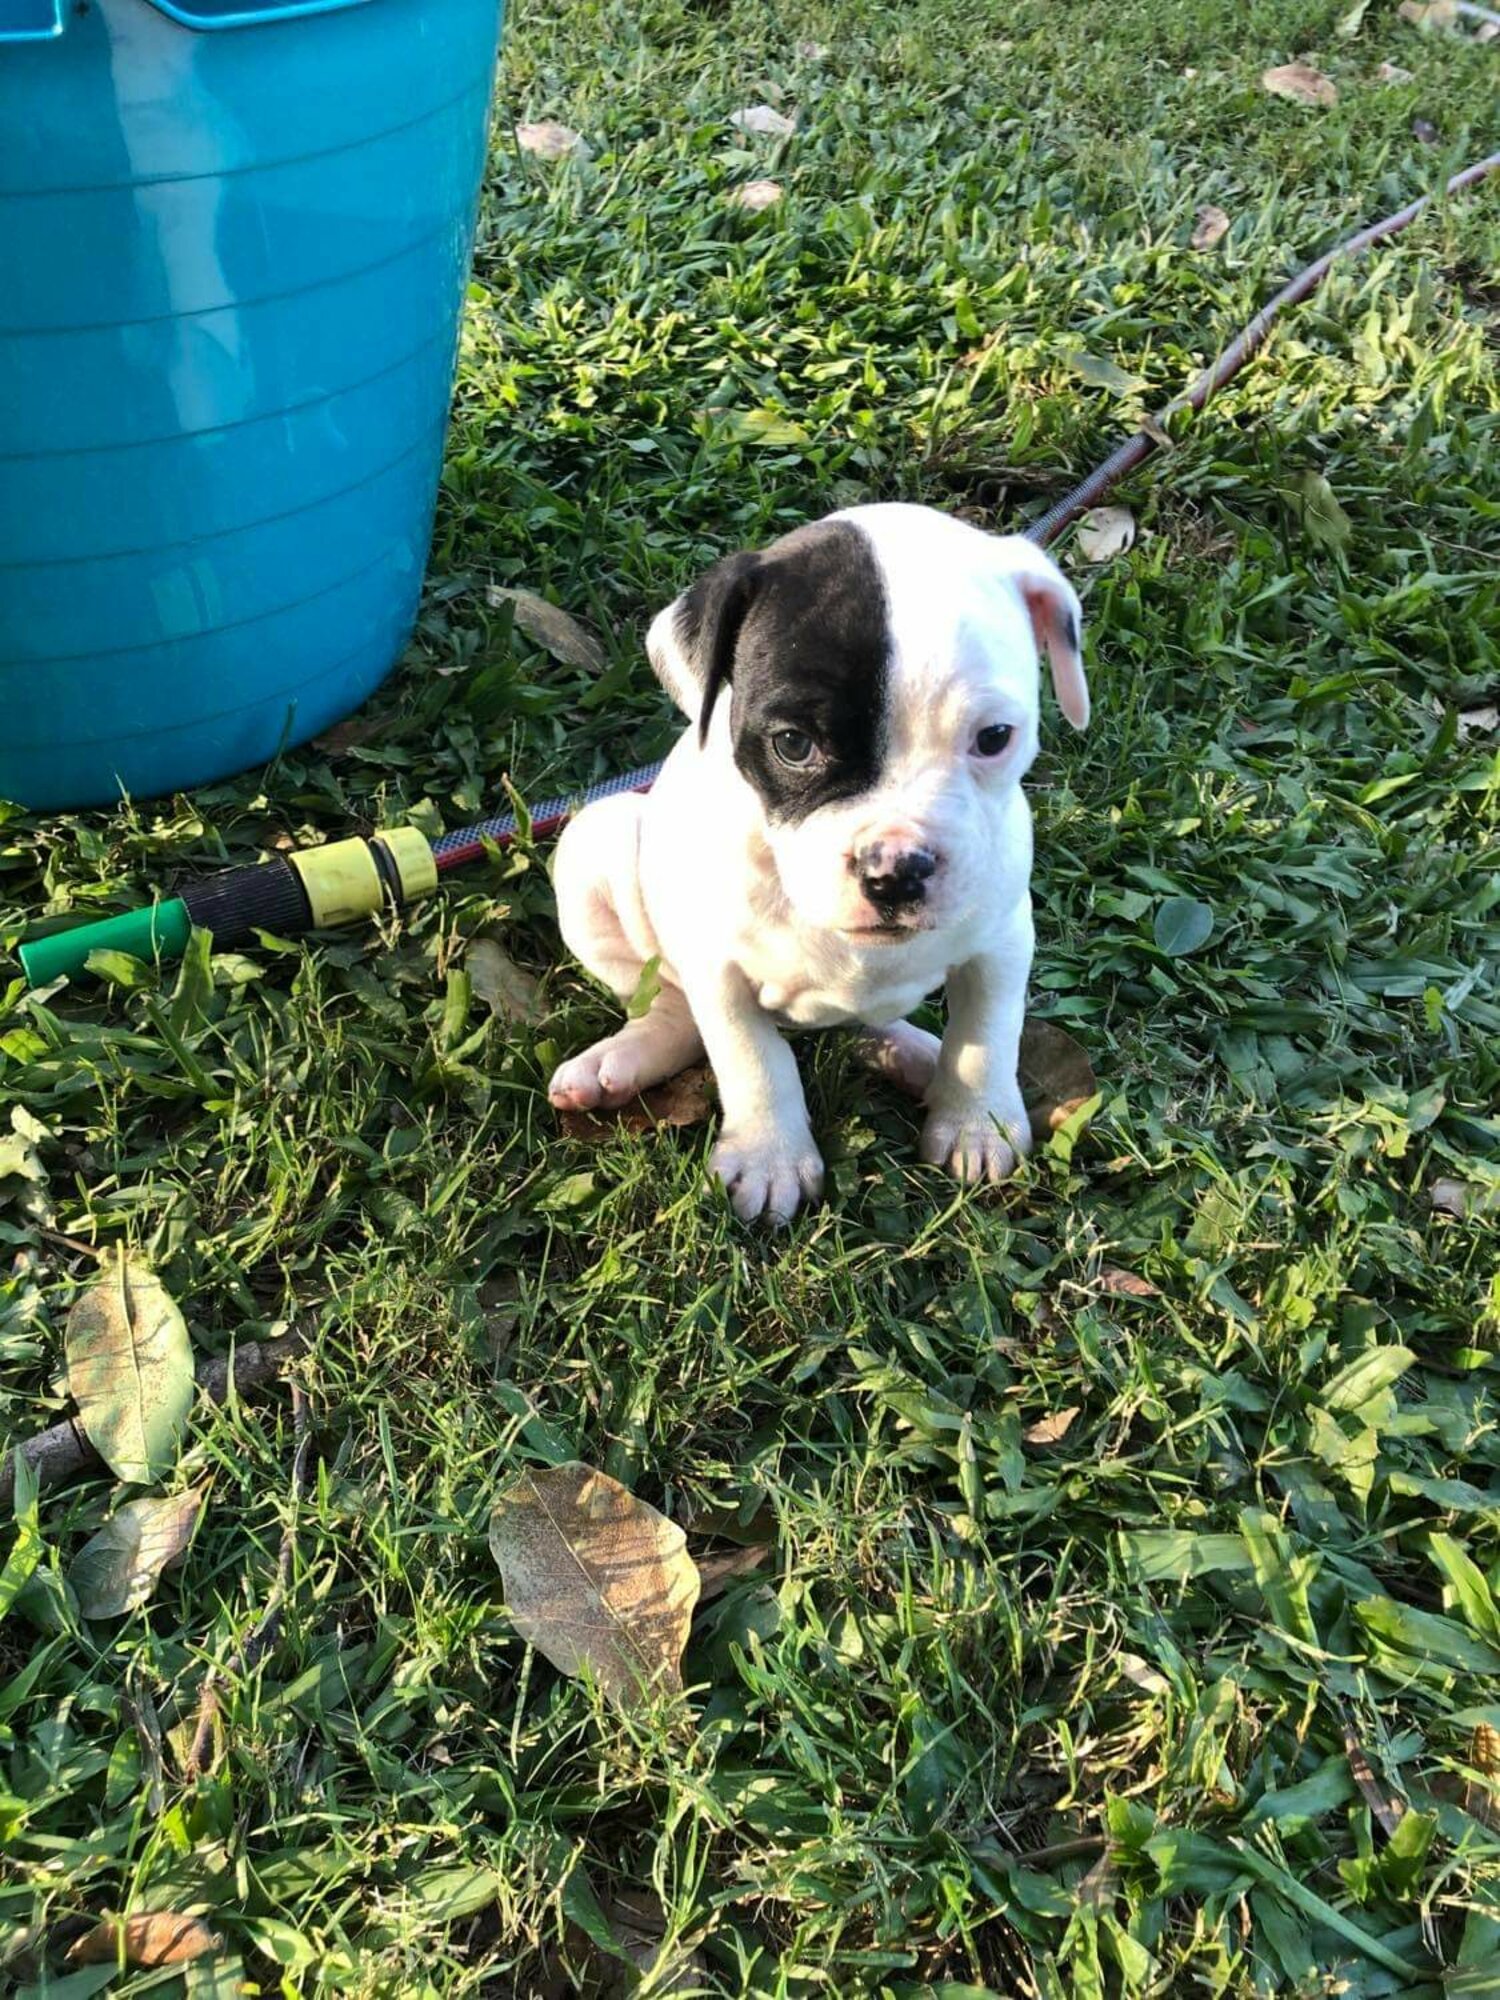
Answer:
[548,502,1089,1223]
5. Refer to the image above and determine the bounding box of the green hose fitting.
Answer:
[18,898,193,988]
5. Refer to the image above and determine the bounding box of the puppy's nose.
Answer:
[857,842,938,912]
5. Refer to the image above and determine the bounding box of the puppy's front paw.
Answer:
[920,1096,1030,1186]
[711,1121,824,1225]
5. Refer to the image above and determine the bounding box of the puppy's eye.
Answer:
[772,728,819,768]
[973,724,1015,758]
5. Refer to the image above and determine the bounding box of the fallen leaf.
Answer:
[694,1544,770,1602]
[559,1064,714,1142]
[1025,1406,1081,1446]
[311,714,383,756]
[1118,1651,1171,1695]
[485,587,605,672]
[467,937,541,1024]
[1153,895,1215,957]
[728,178,783,211]
[1191,203,1231,249]
[1064,350,1146,396]
[1344,1725,1406,1836]
[515,121,589,159]
[1398,0,1458,25]
[1431,1177,1500,1219]
[1377,59,1416,80]
[1019,1020,1098,1137]
[488,1462,701,1707]
[600,1892,707,1999]
[1457,703,1499,738]
[794,39,827,58]
[729,104,796,138]
[65,1255,195,1486]
[1262,61,1339,107]
[1337,0,1372,33]
[1077,1850,1117,1911]
[1100,1265,1158,1298]
[1076,506,1137,562]
[69,1488,205,1619]
[68,1913,220,1968]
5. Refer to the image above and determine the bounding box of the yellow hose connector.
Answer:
[288,827,437,930]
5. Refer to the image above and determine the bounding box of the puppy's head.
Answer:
[647,503,1088,938]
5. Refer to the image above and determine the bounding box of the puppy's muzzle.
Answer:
[855,841,939,916]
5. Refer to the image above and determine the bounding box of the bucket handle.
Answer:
[0,0,374,38]
[146,0,375,24]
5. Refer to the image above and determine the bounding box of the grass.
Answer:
[3,0,1500,1991]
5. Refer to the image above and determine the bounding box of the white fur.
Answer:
[549,504,1087,1223]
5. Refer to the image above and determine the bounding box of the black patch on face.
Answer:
[679,519,891,824]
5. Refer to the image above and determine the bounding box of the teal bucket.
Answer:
[0,0,504,811]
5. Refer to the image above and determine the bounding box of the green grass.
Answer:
[3,0,1500,1992]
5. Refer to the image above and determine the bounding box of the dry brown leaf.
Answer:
[1398,0,1458,25]
[485,586,605,672]
[558,1064,714,1141]
[1431,1177,1499,1219]
[1019,1019,1099,1138]
[515,121,589,160]
[1024,1406,1081,1446]
[1474,1723,1500,1776]
[1457,702,1499,739]
[488,1462,700,1707]
[694,1543,770,1602]
[1377,59,1416,80]
[600,1892,707,1999]
[311,714,383,756]
[1076,506,1137,562]
[1262,61,1338,106]
[467,937,541,1025]
[1099,1265,1158,1299]
[1344,1725,1406,1836]
[730,105,797,138]
[67,1914,220,1968]
[1191,203,1231,249]
[69,1488,205,1620]
[1118,1651,1171,1695]
[728,179,783,211]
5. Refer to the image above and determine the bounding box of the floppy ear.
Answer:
[990,536,1089,731]
[646,550,763,740]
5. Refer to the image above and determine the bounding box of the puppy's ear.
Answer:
[646,550,763,740]
[990,537,1089,731]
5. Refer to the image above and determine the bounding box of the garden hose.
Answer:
[16,146,1500,991]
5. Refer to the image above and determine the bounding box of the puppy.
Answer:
[548,502,1089,1223]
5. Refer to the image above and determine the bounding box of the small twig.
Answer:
[37,1226,107,1263]
[184,1383,311,1781]
[0,1329,306,1509]
[1008,1835,1108,1869]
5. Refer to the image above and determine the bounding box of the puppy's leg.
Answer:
[855,1020,941,1099]
[920,934,1032,1185]
[686,963,823,1224]
[549,796,704,1111]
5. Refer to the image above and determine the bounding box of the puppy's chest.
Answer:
[737,926,947,1029]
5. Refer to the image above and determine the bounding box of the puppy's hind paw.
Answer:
[919,1102,1029,1186]
[711,1123,825,1226]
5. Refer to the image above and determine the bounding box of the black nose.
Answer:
[858,844,938,911]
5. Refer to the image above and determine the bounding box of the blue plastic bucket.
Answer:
[0,0,504,810]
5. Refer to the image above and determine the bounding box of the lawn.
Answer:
[3,0,1500,1992]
